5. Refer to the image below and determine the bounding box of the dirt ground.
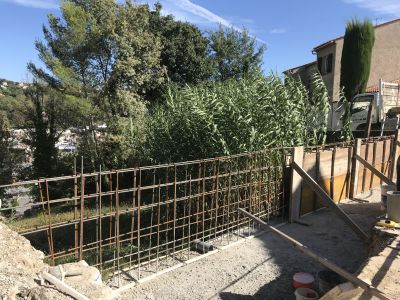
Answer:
[0,220,115,300]
[120,189,383,300]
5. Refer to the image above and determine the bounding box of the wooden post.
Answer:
[364,102,373,138]
[350,139,361,199]
[289,146,304,223]
[389,129,400,181]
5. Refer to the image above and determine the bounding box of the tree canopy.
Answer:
[28,0,164,115]
[209,26,266,81]
[149,3,213,86]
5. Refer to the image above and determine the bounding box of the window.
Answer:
[317,53,333,75]
[318,57,323,73]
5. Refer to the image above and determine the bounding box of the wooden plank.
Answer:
[390,130,400,181]
[289,146,304,222]
[350,139,361,199]
[364,102,373,138]
[355,154,395,186]
[238,209,391,300]
[330,147,336,200]
[292,161,369,241]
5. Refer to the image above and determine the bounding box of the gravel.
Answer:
[120,189,382,300]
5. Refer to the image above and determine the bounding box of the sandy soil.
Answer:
[120,189,382,300]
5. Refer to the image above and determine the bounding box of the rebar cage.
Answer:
[0,147,292,286]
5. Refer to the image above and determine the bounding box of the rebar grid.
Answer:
[1,147,291,284]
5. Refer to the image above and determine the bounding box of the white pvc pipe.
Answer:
[41,272,90,300]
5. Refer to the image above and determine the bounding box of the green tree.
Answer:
[28,0,164,112]
[28,0,165,171]
[340,18,375,101]
[24,85,60,178]
[149,3,212,86]
[208,26,266,81]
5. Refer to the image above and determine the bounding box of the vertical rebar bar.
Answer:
[37,180,51,262]
[165,167,169,256]
[45,179,55,265]
[214,159,220,240]
[226,160,232,240]
[201,162,206,242]
[156,180,161,272]
[187,175,192,261]
[148,169,156,268]
[95,169,99,266]
[115,171,120,286]
[129,170,137,269]
[109,173,113,249]
[73,157,78,258]
[99,166,103,273]
[137,182,141,280]
[79,157,85,261]
[173,164,177,260]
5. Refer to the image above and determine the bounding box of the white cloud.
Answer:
[343,0,400,17]
[150,0,267,44]
[0,0,58,9]
[270,28,286,34]
[156,0,241,30]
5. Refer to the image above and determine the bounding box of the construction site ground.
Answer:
[2,187,399,300]
[120,188,386,300]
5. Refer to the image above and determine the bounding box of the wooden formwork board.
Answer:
[356,141,392,195]
[301,148,351,214]
[300,140,393,215]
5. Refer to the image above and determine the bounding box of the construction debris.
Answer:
[0,222,117,300]
[192,239,214,253]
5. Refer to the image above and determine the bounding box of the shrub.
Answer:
[141,73,329,164]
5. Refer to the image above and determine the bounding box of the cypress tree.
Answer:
[340,18,375,101]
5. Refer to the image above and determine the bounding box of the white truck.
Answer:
[332,79,400,133]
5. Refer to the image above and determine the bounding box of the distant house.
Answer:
[284,19,400,104]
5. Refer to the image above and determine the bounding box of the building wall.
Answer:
[319,21,400,103]
[332,39,343,103]
[316,44,337,101]
[368,23,400,87]
[285,62,317,90]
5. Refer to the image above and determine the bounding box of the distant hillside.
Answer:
[0,79,28,97]
[0,79,28,128]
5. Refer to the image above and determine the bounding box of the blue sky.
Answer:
[1,0,400,82]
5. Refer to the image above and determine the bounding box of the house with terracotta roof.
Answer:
[284,19,400,105]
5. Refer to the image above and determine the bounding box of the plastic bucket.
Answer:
[294,288,319,300]
[387,191,400,222]
[381,185,396,211]
[317,270,345,295]
[293,272,314,289]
